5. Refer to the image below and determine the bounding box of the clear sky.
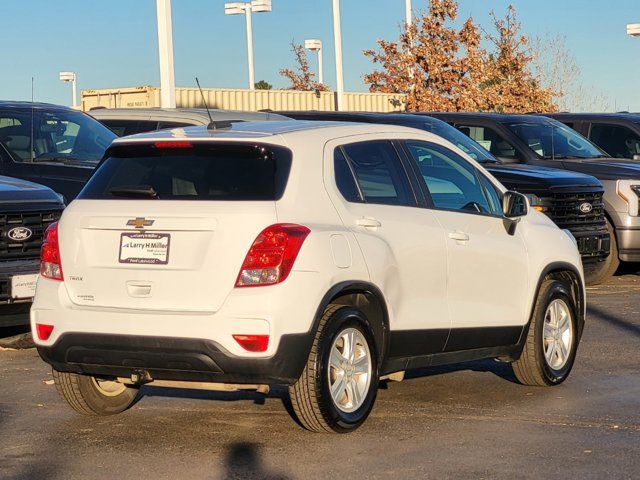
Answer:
[2,0,639,110]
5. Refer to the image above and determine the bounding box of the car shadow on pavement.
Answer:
[402,358,518,384]
[138,385,289,406]
[221,442,291,480]
[615,264,640,276]
[587,304,640,337]
[0,405,61,480]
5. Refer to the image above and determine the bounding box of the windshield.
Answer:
[505,121,605,160]
[0,108,115,164]
[427,121,497,163]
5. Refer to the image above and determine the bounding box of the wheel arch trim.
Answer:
[309,281,390,361]
[515,261,585,358]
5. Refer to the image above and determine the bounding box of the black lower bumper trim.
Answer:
[0,303,31,327]
[37,332,313,385]
[572,230,610,260]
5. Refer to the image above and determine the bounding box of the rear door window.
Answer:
[454,124,520,160]
[79,143,292,201]
[157,121,195,130]
[337,141,415,206]
[589,124,640,159]
[101,120,159,137]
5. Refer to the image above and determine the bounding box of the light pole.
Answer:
[627,23,640,37]
[59,71,77,108]
[156,0,176,108]
[331,0,344,111]
[305,39,323,85]
[405,0,412,26]
[225,0,272,90]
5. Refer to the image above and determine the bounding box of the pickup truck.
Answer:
[0,101,116,201]
[0,175,64,327]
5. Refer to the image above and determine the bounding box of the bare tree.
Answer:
[479,5,556,113]
[532,34,611,112]
[279,42,328,92]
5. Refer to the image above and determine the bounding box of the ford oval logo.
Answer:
[579,202,593,214]
[7,227,33,242]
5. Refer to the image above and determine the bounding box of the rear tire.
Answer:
[53,369,138,415]
[584,218,619,285]
[288,304,379,433]
[512,279,579,386]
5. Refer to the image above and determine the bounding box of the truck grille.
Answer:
[545,191,606,231]
[0,209,62,261]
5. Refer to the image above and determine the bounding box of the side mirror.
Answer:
[502,191,529,218]
[633,154,640,161]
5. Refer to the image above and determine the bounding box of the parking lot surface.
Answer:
[1,273,639,480]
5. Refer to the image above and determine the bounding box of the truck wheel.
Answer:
[512,279,579,386]
[584,218,619,285]
[53,369,138,415]
[288,305,379,433]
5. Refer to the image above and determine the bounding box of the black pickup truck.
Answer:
[0,101,116,201]
[429,112,640,284]
[0,176,64,327]
[279,111,610,284]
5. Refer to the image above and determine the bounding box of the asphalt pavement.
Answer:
[1,271,639,480]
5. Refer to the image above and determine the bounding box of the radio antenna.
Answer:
[195,77,215,130]
[30,77,35,162]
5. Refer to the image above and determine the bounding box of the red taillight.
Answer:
[233,334,269,352]
[40,222,63,281]
[36,323,54,341]
[235,223,310,287]
[153,141,193,149]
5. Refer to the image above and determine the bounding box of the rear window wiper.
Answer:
[109,185,159,199]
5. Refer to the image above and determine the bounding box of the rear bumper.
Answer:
[37,332,312,385]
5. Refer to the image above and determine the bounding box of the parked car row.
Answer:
[1,101,640,433]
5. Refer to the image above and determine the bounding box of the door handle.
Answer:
[356,217,382,229]
[448,231,469,242]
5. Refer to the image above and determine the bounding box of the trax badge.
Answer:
[7,226,33,242]
[126,217,154,229]
[578,203,593,214]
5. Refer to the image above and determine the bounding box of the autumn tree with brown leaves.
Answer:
[279,42,328,92]
[479,5,556,113]
[364,0,485,111]
[363,1,560,113]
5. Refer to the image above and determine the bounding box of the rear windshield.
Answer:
[78,143,292,200]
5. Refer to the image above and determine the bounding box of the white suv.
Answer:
[31,121,585,433]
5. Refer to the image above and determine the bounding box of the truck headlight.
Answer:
[524,193,548,212]
[616,180,640,216]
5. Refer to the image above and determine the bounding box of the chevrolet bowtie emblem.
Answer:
[126,217,154,229]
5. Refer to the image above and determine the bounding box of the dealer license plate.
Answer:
[11,273,38,299]
[119,232,170,265]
